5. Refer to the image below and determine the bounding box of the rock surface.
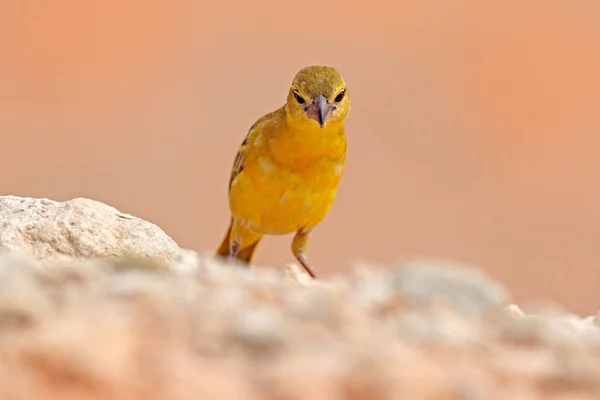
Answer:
[0,196,179,265]
[0,250,597,400]
[392,258,511,314]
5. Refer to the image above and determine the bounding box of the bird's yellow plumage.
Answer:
[216,66,350,278]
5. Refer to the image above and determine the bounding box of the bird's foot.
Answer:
[295,253,316,279]
[228,236,241,264]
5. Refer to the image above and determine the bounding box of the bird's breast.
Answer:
[229,153,345,235]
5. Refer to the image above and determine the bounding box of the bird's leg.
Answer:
[296,253,316,279]
[229,234,241,263]
[292,228,316,279]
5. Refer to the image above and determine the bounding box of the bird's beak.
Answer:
[307,94,334,128]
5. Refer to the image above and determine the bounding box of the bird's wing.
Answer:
[228,108,281,189]
[228,119,261,189]
[228,137,248,189]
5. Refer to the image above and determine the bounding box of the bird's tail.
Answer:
[216,218,261,264]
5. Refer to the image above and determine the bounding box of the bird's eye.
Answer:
[293,91,305,104]
[334,89,346,103]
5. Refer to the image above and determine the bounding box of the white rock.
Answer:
[392,258,510,314]
[0,196,178,265]
[233,306,285,350]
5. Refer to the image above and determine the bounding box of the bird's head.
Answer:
[285,66,350,130]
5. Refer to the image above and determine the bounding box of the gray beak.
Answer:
[306,94,334,128]
[313,94,328,128]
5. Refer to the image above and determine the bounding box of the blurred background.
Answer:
[1,1,599,313]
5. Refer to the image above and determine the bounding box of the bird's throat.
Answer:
[269,122,346,168]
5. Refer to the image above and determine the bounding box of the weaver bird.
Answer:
[216,65,350,278]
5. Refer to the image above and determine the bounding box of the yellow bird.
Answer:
[216,65,350,278]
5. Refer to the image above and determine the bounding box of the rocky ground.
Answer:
[0,196,599,400]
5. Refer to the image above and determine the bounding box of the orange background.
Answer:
[1,1,599,313]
